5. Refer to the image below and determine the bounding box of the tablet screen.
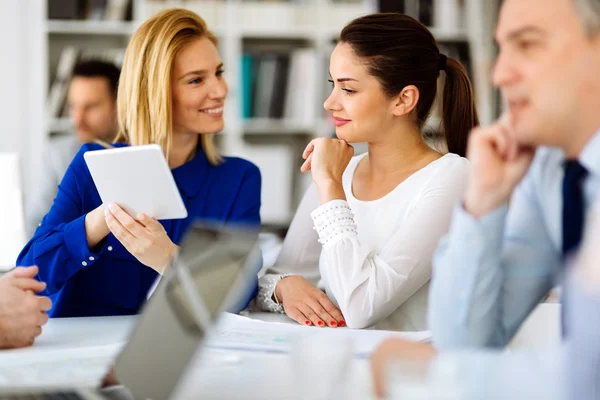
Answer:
[84,144,188,220]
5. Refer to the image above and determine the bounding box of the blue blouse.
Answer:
[17,143,262,318]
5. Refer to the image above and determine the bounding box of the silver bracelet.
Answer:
[272,273,293,314]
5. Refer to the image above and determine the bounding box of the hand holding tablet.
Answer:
[84,144,186,273]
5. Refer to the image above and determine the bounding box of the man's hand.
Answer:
[370,338,437,398]
[0,266,52,349]
[464,115,535,218]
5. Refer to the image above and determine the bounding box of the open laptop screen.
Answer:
[166,225,260,333]
[114,223,260,400]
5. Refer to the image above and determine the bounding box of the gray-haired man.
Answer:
[371,0,600,397]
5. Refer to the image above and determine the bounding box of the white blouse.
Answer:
[256,152,469,331]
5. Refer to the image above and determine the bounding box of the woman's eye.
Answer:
[329,80,354,94]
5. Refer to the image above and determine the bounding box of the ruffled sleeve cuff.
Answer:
[310,200,358,249]
[257,274,293,313]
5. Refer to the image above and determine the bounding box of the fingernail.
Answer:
[330,321,337,326]
[305,321,311,325]
[317,321,323,326]
[108,203,117,211]
[104,207,110,216]
[339,321,346,327]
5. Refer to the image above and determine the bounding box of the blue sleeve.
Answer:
[16,145,104,295]
[567,275,600,400]
[429,169,560,349]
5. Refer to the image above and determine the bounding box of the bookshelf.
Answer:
[46,20,138,35]
[41,0,498,228]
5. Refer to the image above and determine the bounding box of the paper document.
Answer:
[0,316,134,388]
[207,313,431,358]
[0,343,124,388]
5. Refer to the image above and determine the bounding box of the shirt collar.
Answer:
[579,130,600,177]
[171,145,210,197]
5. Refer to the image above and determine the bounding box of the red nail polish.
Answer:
[330,321,337,326]
[339,320,346,327]
[318,321,323,326]
[305,320,311,325]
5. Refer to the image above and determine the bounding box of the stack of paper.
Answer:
[207,313,431,358]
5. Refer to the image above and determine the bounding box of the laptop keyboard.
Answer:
[0,390,87,399]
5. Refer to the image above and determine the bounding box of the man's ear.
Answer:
[392,85,420,117]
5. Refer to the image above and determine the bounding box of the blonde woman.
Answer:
[17,9,261,318]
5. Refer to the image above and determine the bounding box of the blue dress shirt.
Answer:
[567,275,600,400]
[17,143,262,318]
[429,131,600,349]
[418,275,599,400]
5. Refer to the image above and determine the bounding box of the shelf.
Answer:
[237,26,318,40]
[35,0,494,234]
[47,20,136,35]
[242,119,316,135]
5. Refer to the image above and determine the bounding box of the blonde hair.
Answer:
[115,8,221,165]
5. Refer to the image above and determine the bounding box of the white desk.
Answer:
[0,314,377,399]
[178,312,378,399]
[0,307,564,400]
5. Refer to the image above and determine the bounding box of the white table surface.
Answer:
[0,306,563,400]
[177,312,377,399]
[0,313,378,399]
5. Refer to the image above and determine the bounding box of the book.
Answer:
[47,0,82,20]
[283,48,317,123]
[86,0,108,20]
[269,54,290,119]
[253,54,278,119]
[104,0,130,21]
[47,46,80,118]
[48,0,131,21]
[241,53,254,119]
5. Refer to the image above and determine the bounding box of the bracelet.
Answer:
[272,273,293,314]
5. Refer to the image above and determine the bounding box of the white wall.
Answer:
[0,0,46,203]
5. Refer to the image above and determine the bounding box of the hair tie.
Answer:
[439,54,448,71]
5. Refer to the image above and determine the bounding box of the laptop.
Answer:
[0,223,261,400]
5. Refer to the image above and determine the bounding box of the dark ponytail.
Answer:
[339,13,479,157]
[441,57,479,157]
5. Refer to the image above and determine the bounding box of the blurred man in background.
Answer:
[26,60,120,236]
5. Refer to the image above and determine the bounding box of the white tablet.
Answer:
[84,144,188,220]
